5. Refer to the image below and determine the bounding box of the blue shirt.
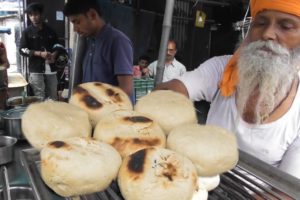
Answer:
[82,24,133,85]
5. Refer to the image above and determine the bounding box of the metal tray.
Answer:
[20,148,300,200]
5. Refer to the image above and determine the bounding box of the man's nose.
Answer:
[262,25,277,41]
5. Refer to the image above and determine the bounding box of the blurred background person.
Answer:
[63,0,134,100]
[148,39,186,82]
[133,54,150,78]
[0,42,9,110]
[19,2,59,100]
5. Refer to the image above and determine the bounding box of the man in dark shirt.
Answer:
[63,0,134,100]
[19,2,59,100]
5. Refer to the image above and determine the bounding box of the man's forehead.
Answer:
[254,9,300,21]
[28,11,41,16]
[251,0,300,19]
[68,14,86,22]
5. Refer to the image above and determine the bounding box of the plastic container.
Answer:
[133,78,154,101]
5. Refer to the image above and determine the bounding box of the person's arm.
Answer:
[117,75,133,98]
[0,42,9,69]
[111,34,134,99]
[148,61,156,78]
[19,30,33,57]
[154,79,189,98]
[19,29,50,59]
[278,135,300,179]
[181,64,187,75]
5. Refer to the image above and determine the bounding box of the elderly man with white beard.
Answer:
[155,0,300,180]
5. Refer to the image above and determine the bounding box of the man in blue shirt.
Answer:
[63,0,133,99]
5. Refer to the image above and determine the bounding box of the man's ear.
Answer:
[87,8,98,20]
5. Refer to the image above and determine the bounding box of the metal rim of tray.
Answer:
[20,148,300,200]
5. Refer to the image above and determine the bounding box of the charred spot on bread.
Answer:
[73,86,88,94]
[124,116,152,123]
[112,137,161,153]
[132,138,161,146]
[83,95,102,109]
[49,141,67,148]
[127,149,146,174]
[162,163,177,181]
[106,89,122,103]
[94,82,102,87]
[106,88,116,96]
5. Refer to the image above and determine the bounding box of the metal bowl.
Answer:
[6,96,42,108]
[0,186,34,200]
[0,135,17,165]
[1,107,27,140]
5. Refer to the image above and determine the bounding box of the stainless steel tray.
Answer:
[20,148,300,200]
[20,148,124,200]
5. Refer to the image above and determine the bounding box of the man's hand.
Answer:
[40,51,51,60]
[47,52,58,64]
[142,67,150,77]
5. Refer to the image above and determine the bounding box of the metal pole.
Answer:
[154,0,175,85]
[68,34,86,97]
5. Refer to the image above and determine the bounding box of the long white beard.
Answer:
[236,40,299,124]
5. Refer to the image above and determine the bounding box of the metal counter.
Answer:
[0,139,32,187]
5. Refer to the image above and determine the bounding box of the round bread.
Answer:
[118,147,198,200]
[134,90,197,134]
[41,137,122,197]
[69,82,133,127]
[93,110,166,158]
[167,124,238,176]
[191,187,208,200]
[22,101,92,150]
[198,175,220,191]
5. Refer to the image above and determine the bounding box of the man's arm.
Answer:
[19,30,32,57]
[148,61,156,78]
[0,42,9,69]
[154,79,189,98]
[117,75,133,98]
[19,30,50,59]
[278,135,300,179]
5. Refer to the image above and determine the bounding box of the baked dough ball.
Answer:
[167,124,238,176]
[69,82,133,127]
[41,137,122,197]
[22,101,92,150]
[191,187,208,200]
[94,110,166,158]
[134,90,197,134]
[118,147,198,200]
[198,175,220,191]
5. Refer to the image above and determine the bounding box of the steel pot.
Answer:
[0,135,17,165]
[1,107,27,140]
[0,110,4,130]
[6,96,42,108]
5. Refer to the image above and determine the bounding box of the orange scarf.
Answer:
[219,0,300,97]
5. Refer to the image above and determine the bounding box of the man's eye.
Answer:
[252,20,266,27]
[280,23,294,30]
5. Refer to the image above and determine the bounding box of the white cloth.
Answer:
[148,58,186,82]
[177,55,300,179]
[44,62,56,75]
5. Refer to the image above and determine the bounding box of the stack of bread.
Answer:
[21,82,239,199]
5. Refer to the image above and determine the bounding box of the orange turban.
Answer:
[219,0,300,97]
